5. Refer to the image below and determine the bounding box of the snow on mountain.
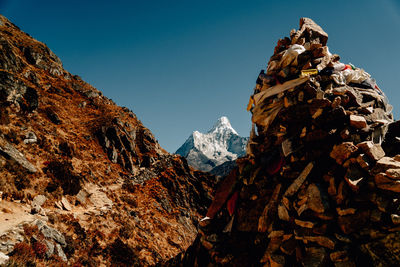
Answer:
[176,116,248,172]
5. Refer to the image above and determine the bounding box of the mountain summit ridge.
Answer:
[208,116,237,134]
[176,116,248,172]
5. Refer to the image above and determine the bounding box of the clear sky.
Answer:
[1,0,400,152]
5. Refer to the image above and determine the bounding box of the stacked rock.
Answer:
[181,18,400,267]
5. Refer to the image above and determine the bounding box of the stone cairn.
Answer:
[181,18,400,267]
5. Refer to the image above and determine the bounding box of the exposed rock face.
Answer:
[176,116,248,173]
[95,117,163,172]
[0,137,37,173]
[0,15,214,266]
[179,18,400,266]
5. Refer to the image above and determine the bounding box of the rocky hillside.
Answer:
[178,18,400,266]
[0,15,215,266]
[176,116,248,174]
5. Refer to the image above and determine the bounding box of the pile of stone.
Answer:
[181,18,400,266]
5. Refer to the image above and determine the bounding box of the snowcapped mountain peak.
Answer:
[176,116,248,172]
[209,116,237,135]
[193,130,201,137]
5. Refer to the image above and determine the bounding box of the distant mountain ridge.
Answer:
[176,116,248,173]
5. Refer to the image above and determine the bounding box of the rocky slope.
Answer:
[0,15,214,266]
[176,116,248,174]
[178,18,400,266]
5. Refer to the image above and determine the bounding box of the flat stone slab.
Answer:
[0,137,37,173]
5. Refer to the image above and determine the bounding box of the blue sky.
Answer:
[2,0,400,152]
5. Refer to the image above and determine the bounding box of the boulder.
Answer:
[44,240,55,258]
[374,173,400,192]
[61,197,72,211]
[0,137,37,173]
[357,141,385,161]
[349,115,367,129]
[373,157,400,174]
[330,142,358,165]
[76,189,88,204]
[56,243,67,262]
[292,18,328,46]
[31,195,46,214]
[35,220,66,247]
[23,131,37,144]
[0,252,9,265]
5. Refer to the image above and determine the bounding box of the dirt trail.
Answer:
[0,200,36,235]
[70,182,115,222]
